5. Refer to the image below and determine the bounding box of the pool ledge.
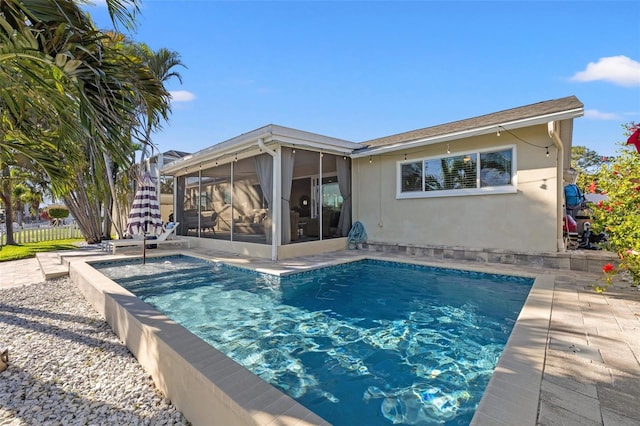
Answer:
[69,252,551,426]
[471,274,553,425]
[69,260,331,426]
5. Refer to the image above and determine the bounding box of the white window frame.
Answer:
[396,144,518,199]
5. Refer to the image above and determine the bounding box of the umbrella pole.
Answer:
[143,234,147,264]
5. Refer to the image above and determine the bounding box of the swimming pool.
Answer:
[93,255,533,425]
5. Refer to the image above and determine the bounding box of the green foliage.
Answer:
[48,207,69,219]
[0,239,84,262]
[571,145,611,192]
[39,205,69,220]
[572,145,607,173]
[589,123,640,288]
[1,0,180,244]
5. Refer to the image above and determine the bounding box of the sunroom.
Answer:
[160,125,361,260]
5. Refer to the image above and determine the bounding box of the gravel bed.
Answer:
[0,278,189,426]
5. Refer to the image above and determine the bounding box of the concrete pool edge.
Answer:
[471,273,552,426]
[69,252,550,426]
[69,259,330,426]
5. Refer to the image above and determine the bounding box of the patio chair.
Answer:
[106,222,190,254]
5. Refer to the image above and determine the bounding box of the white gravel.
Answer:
[0,278,189,426]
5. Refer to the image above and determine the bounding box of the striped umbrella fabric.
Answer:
[125,172,164,237]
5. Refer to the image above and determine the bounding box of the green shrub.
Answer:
[48,207,69,219]
[590,141,640,289]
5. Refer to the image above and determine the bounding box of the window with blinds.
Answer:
[398,146,516,198]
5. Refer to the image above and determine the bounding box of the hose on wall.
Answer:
[347,221,367,249]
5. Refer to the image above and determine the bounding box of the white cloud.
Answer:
[169,90,196,103]
[584,109,621,120]
[571,56,640,87]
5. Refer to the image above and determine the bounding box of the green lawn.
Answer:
[0,239,86,262]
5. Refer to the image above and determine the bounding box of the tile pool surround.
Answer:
[69,253,552,426]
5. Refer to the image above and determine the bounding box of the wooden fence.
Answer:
[0,223,83,245]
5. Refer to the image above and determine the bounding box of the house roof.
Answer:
[161,96,584,174]
[162,124,360,175]
[162,150,191,159]
[353,96,583,156]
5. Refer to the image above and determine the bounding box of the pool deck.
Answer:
[2,245,639,425]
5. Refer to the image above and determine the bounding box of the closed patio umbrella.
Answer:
[125,172,163,263]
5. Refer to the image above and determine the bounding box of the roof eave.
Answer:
[352,107,583,158]
[161,124,361,175]
[161,127,273,175]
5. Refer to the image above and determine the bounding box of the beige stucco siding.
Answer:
[353,126,560,252]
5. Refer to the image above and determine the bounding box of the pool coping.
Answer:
[69,251,550,426]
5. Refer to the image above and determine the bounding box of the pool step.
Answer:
[35,252,69,280]
[36,245,110,281]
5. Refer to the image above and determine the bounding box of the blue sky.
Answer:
[88,1,640,158]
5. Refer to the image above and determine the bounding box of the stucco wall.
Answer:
[352,126,560,253]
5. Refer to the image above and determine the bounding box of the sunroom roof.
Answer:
[161,124,360,175]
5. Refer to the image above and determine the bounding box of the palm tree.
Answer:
[1,0,138,243]
[138,46,186,162]
[24,188,44,222]
[0,0,145,182]
[1,0,172,244]
[97,44,186,240]
[0,167,16,244]
[11,182,27,226]
[88,39,185,241]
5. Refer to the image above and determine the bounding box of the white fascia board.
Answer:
[352,108,584,158]
[274,135,359,155]
[162,125,362,175]
[161,127,275,175]
[271,125,361,151]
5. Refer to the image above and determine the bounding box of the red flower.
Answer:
[603,263,615,273]
[635,186,640,191]
[597,201,604,208]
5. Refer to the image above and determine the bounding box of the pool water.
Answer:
[94,256,533,426]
